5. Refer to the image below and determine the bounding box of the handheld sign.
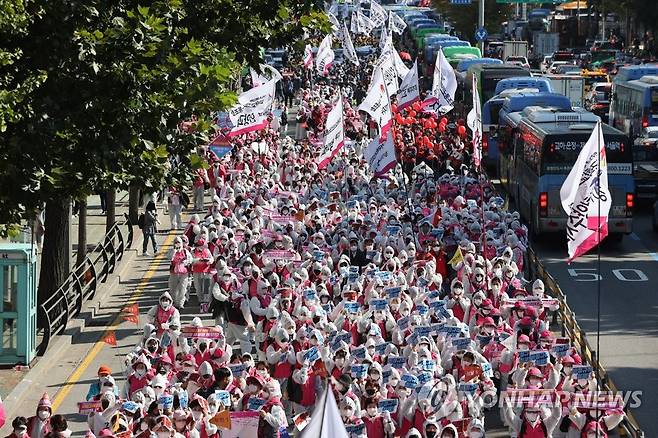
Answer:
[551,344,570,357]
[572,365,593,380]
[375,342,389,356]
[345,423,366,435]
[78,401,102,414]
[378,399,399,413]
[385,286,402,298]
[304,289,317,301]
[450,337,472,351]
[215,390,231,407]
[351,364,369,378]
[416,304,429,316]
[414,325,433,338]
[420,359,435,372]
[304,346,320,364]
[178,390,189,409]
[344,301,360,314]
[401,374,419,389]
[371,298,388,311]
[159,395,174,410]
[397,316,410,331]
[388,356,407,369]
[352,346,367,360]
[247,397,267,411]
[122,401,139,413]
[228,363,247,377]
[459,382,479,395]
[417,372,433,386]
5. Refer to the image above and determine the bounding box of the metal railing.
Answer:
[526,247,645,438]
[36,214,134,355]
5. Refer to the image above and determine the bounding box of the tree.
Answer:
[432,0,512,43]
[0,0,329,303]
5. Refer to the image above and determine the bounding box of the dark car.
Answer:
[633,127,658,201]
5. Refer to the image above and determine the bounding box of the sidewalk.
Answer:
[0,205,210,435]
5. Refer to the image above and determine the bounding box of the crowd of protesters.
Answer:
[5,21,628,438]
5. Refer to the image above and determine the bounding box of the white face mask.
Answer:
[563,366,573,375]
[175,421,186,431]
[256,369,268,378]
[341,408,354,418]
[157,432,171,438]
[335,358,345,367]
[518,344,529,351]
[367,407,378,417]
[525,412,540,423]
[192,411,203,421]
[38,411,50,420]
[247,384,258,393]
[160,301,171,311]
[389,378,399,388]
[14,429,27,437]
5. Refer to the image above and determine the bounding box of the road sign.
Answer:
[475,27,488,42]
[450,0,472,4]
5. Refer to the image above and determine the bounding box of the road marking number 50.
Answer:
[568,268,648,282]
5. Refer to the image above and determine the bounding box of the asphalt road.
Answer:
[532,202,658,436]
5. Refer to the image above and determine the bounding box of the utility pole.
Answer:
[479,0,485,54]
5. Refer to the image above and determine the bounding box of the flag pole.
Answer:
[595,120,602,433]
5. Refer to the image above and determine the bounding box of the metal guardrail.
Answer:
[36,214,134,355]
[526,247,645,438]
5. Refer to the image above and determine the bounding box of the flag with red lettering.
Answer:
[560,121,611,262]
[358,67,393,140]
[122,303,139,324]
[227,80,275,137]
[304,44,313,69]
[396,60,420,110]
[467,73,483,167]
[316,35,334,76]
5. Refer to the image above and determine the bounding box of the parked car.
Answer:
[554,64,582,75]
[548,60,572,74]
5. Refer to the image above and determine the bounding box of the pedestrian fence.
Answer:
[36,215,134,355]
[526,247,645,438]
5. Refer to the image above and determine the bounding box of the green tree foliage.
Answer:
[433,0,512,42]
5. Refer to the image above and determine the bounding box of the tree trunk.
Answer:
[76,199,87,267]
[38,198,71,303]
[128,184,140,224]
[106,188,116,233]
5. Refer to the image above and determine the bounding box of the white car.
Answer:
[548,60,574,74]
[540,56,552,74]
[505,56,530,69]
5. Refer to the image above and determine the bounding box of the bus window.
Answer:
[633,143,658,161]
[652,89,658,116]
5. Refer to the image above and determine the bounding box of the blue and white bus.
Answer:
[608,75,658,139]
[480,78,554,167]
[496,92,572,180]
[503,106,634,238]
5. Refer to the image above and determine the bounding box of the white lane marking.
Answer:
[650,252,658,262]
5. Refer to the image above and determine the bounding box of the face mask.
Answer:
[243,360,254,368]
[256,369,268,378]
[135,367,146,377]
[389,378,399,388]
[154,387,164,398]
[248,384,259,393]
[367,407,378,417]
[192,411,203,421]
[157,432,170,438]
[148,345,157,353]
[426,432,436,438]
[563,366,573,375]
[341,409,354,418]
[208,404,219,415]
[390,303,400,312]
[525,412,540,423]
[335,358,345,367]
[14,429,27,437]
[529,378,542,387]
[38,411,50,420]
[161,301,171,311]
[518,344,529,351]
[175,421,186,431]
[469,433,484,438]
[141,422,149,431]
[350,245,357,251]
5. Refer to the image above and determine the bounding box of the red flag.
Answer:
[124,315,139,325]
[103,331,117,346]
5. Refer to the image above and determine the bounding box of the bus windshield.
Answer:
[633,144,658,161]
[541,133,632,174]
[652,89,658,115]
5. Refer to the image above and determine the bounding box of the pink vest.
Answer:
[156,306,176,334]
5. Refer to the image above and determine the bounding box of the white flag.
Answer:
[397,60,420,110]
[370,0,387,28]
[372,51,399,96]
[380,37,409,79]
[316,34,334,76]
[359,67,392,139]
[388,10,407,34]
[560,121,611,262]
[379,25,389,49]
[426,48,457,114]
[317,96,345,169]
[467,73,483,167]
[228,80,275,137]
[299,386,349,438]
[250,64,282,87]
[356,10,375,35]
[364,130,397,177]
[350,10,358,34]
[327,11,341,36]
[341,23,360,66]
[304,44,313,69]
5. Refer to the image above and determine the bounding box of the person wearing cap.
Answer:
[6,416,29,438]
[86,366,119,401]
[169,237,193,309]
[27,393,52,438]
[141,200,160,256]
[258,380,287,438]
[190,239,214,309]
[146,292,180,336]
[503,401,561,438]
